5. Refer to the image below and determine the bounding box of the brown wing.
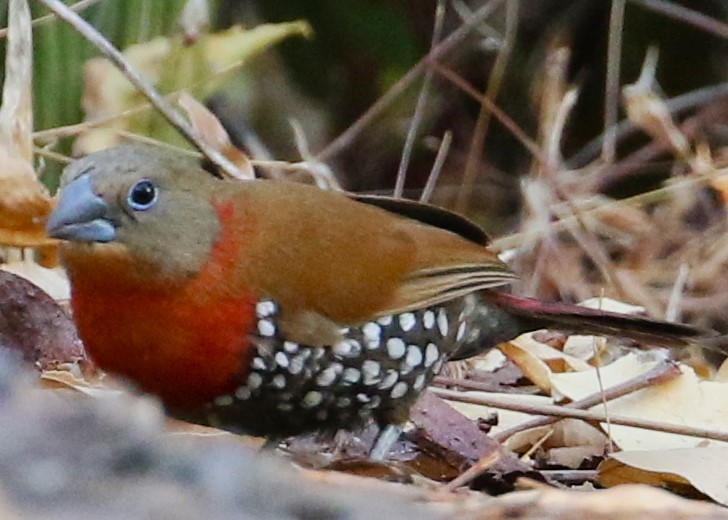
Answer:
[231,180,516,326]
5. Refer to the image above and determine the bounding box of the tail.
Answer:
[452,291,714,361]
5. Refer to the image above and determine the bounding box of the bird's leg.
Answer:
[260,436,283,453]
[369,424,403,461]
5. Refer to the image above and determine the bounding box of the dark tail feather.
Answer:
[483,292,711,348]
[451,292,718,362]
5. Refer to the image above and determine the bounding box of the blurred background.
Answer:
[1,0,727,335]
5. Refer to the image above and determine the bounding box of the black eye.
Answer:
[127,179,158,211]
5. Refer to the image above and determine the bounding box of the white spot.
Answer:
[312,347,325,359]
[235,386,251,400]
[277,402,294,412]
[214,395,233,407]
[376,315,393,326]
[271,374,286,389]
[336,396,352,407]
[288,354,305,375]
[247,372,263,390]
[413,374,426,391]
[405,345,423,367]
[378,369,398,390]
[333,340,353,357]
[437,308,449,337]
[398,312,416,332]
[333,340,351,356]
[283,341,299,354]
[342,367,361,384]
[252,357,267,370]
[257,319,276,337]
[456,321,467,342]
[303,391,323,408]
[423,310,435,329]
[386,338,406,360]
[317,364,341,386]
[256,300,276,317]
[364,395,381,409]
[362,322,382,349]
[391,381,408,399]
[356,393,371,403]
[362,360,382,385]
[275,352,289,368]
[424,343,439,368]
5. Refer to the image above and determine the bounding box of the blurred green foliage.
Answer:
[0,0,194,185]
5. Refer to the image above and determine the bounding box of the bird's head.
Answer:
[46,144,223,281]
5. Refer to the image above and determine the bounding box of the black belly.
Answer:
[201,299,469,438]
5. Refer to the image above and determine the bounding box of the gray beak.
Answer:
[46,174,116,243]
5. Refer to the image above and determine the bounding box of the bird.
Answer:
[46,144,707,459]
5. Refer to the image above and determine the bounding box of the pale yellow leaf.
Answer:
[600,448,728,506]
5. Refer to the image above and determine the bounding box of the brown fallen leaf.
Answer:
[409,391,539,491]
[0,270,85,370]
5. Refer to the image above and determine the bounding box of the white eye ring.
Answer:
[127,179,158,211]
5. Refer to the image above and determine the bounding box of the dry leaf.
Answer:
[555,355,728,450]
[1,260,70,301]
[0,1,54,248]
[178,91,254,180]
[550,351,665,402]
[600,448,728,505]
[0,148,53,246]
[500,333,592,393]
[76,21,312,154]
[0,270,84,370]
[41,369,122,399]
[623,47,690,157]
[179,0,210,45]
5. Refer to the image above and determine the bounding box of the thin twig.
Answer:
[603,0,626,163]
[630,0,728,39]
[665,263,689,322]
[36,0,240,178]
[316,0,506,162]
[456,0,519,213]
[433,64,546,165]
[420,131,452,203]
[594,99,728,191]
[490,168,720,253]
[432,383,728,442]
[393,0,445,198]
[593,295,613,453]
[0,0,102,39]
[568,82,728,168]
[436,360,679,442]
[443,357,675,491]
[443,450,501,492]
[34,145,72,164]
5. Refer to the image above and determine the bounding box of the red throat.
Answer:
[70,200,257,408]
